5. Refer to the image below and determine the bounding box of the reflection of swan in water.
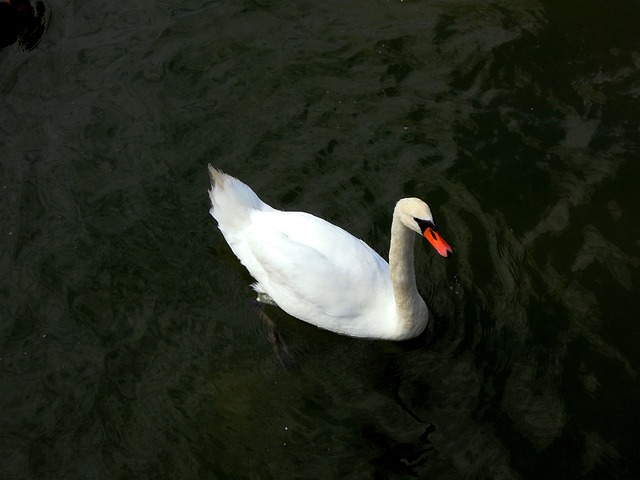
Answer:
[0,0,47,51]
[207,165,453,341]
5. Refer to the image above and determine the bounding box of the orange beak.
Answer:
[424,228,453,258]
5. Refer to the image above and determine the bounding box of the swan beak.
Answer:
[424,228,453,258]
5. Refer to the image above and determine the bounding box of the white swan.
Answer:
[207,165,452,340]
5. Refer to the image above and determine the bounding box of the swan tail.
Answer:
[207,164,270,232]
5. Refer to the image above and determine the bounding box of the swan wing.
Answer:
[243,210,392,327]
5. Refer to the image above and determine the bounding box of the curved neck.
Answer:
[389,210,428,338]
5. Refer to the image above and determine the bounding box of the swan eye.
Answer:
[413,217,436,233]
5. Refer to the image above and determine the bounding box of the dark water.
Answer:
[2,0,639,478]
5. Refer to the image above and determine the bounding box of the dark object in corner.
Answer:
[0,0,47,51]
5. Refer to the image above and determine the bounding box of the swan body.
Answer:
[207,165,452,340]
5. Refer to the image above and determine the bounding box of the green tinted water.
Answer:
[1,0,639,478]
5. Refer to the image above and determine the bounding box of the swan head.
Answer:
[395,198,453,258]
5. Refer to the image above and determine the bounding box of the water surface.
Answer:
[1,0,639,478]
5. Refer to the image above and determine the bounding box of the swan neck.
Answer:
[389,216,417,291]
[389,211,427,338]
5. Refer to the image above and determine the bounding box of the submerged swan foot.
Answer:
[251,301,298,370]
